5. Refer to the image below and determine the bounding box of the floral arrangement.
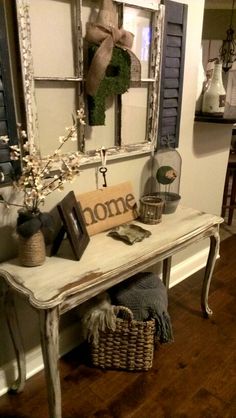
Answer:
[0,109,85,237]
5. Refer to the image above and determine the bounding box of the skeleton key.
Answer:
[99,166,107,187]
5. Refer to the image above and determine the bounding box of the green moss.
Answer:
[87,45,131,126]
[156,166,177,185]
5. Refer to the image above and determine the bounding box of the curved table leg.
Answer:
[201,228,220,317]
[39,307,61,418]
[4,286,26,393]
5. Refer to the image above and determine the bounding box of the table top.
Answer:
[0,206,223,310]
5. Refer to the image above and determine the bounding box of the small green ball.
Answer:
[156,165,177,185]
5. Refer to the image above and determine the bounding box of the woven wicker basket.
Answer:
[91,306,156,371]
[139,195,164,224]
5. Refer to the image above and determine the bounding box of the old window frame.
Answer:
[15,0,164,165]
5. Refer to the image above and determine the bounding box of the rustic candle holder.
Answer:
[139,195,164,224]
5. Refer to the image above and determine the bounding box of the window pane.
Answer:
[30,0,75,77]
[121,87,148,145]
[35,82,78,155]
[123,6,152,79]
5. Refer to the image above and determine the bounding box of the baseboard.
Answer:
[0,247,216,397]
[169,247,211,288]
[0,321,82,397]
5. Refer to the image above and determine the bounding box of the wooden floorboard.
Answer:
[0,235,236,418]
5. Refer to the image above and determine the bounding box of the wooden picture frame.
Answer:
[52,191,90,260]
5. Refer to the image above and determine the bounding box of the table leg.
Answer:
[201,229,220,317]
[39,307,61,418]
[162,256,172,289]
[4,286,26,393]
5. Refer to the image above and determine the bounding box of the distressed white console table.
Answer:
[0,206,223,418]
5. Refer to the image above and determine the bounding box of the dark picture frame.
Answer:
[52,191,90,260]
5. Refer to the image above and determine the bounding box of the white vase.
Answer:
[202,61,226,116]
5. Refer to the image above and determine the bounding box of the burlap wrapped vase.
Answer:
[18,229,46,267]
[16,210,51,267]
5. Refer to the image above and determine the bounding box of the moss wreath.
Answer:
[87,44,131,126]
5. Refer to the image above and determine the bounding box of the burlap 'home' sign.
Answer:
[77,182,138,236]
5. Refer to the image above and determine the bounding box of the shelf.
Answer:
[195,114,236,124]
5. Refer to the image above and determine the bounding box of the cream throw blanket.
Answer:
[78,292,116,345]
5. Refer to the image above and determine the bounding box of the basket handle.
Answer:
[113,305,134,321]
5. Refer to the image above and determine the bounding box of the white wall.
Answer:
[168,0,231,270]
[0,0,233,395]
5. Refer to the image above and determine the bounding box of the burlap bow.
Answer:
[85,0,141,96]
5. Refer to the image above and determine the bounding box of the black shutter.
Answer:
[0,1,20,184]
[158,0,187,148]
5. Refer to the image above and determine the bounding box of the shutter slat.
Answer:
[164,88,179,98]
[162,116,177,126]
[163,98,178,108]
[166,57,180,68]
[167,23,183,36]
[165,67,180,78]
[0,107,6,119]
[163,108,178,117]
[0,121,7,135]
[166,46,181,58]
[162,125,176,135]
[0,142,10,162]
[0,92,4,106]
[164,78,179,88]
[167,35,182,47]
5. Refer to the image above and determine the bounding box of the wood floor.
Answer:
[0,234,236,418]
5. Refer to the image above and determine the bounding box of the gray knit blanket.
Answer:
[109,272,173,343]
